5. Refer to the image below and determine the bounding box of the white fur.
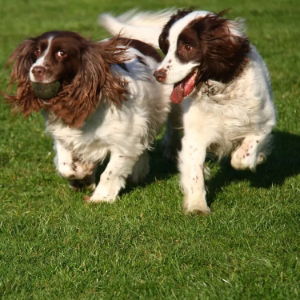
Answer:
[46,45,171,202]
[99,10,175,48]
[178,47,275,214]
[154,12,210,83]
[102,10,276,214]
[30,37,54,83]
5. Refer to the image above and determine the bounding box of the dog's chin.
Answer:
[170,69,198,104]
[31,81,61,100]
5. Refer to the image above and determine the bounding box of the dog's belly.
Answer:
[58,132,110,164]
[182,93,275,157]
[47,106,151,165]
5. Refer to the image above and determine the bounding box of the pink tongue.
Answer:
[170,73,196,104]
[170,83,184,104]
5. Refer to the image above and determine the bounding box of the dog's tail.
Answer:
[99,9,175,48]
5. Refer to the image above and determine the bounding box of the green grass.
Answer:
[1,0,300,298]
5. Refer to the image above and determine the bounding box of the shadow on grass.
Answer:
[122,141,178,195]
[148,142,179,181]
[74,130,300,201]
[207,130,300,205]
[69,140,178,197]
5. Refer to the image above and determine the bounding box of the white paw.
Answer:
[86,180,122,203]
[58,160,94,180]
[231,146,256,170]
[57,163,77,179]
[183,196,211,215]
[86,193,117,203]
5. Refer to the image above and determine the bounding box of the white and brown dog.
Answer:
[7,31,170,202]
[100,9,276,214]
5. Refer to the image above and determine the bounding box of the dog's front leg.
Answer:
[54,139,76,179]
[87,151,140,203]
[179,133,211,215]
[54,140,95,189]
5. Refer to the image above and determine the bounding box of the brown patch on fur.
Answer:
[117,37,162,62]
[6,33,128,128]
[159,9,193,54]
[177,13,250,84]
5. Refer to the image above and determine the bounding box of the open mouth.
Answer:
[170,69,198,104]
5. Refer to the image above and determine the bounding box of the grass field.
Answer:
[0,0,300,298]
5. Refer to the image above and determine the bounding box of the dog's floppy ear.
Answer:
[44,38,128,128]
[9,39,36,83]
[5,38,43,116]
[78,39,127,107]
[6,36,128,128]
[192,14,250,83]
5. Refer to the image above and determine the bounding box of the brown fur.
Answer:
[181,13,250,83]
[6,32,128,128]
[117,38,162,62]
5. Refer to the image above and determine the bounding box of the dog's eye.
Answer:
[184,43,193,51]
[34,48,41,57]
[57,50,67,58]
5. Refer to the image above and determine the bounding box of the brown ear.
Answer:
[193,14,250,83]
[9,39,36,83]
[45,38,127,128]
[5,39,43,116]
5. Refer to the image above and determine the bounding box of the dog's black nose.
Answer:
[153,68,167,83]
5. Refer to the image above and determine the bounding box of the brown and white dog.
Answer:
[100,9,276,214]
[7,31,170,202]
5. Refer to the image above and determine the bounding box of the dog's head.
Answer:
[154,10,250,103]
[7,31,126,127]
[23,31,86,84]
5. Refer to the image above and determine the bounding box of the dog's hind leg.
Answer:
[162,103,183,162]
[129,151,150,184]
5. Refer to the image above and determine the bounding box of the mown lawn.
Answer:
[0,0,299,299]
